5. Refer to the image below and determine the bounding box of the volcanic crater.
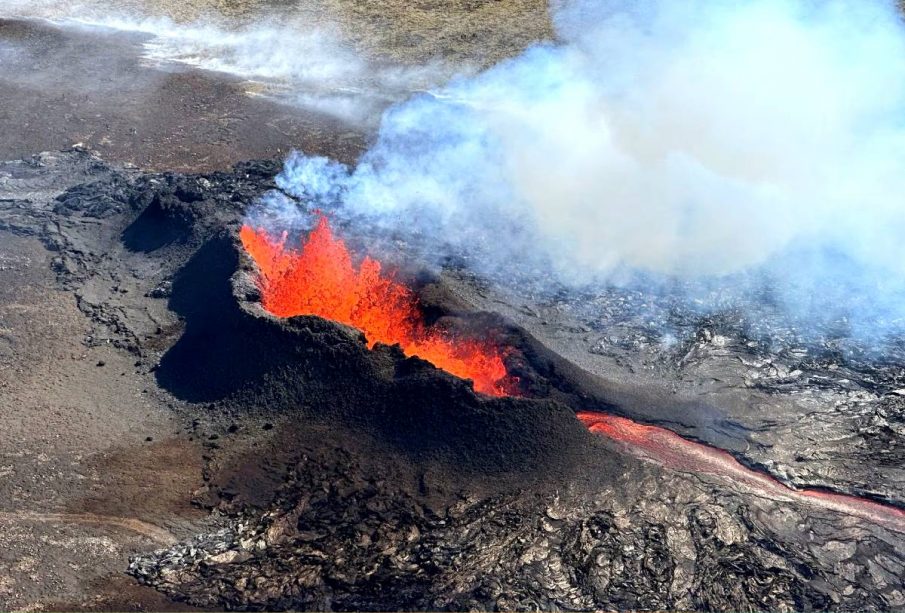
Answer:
[1,149,902,610]
[4,0,905,609]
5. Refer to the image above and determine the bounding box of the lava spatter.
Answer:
[240,216,516,396]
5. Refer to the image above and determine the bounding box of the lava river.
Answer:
[240,217,905,534]
[579,412,905,534]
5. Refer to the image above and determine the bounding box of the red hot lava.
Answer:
[239,216,905,534]
[578,412,905,534]
[240,216,516,396]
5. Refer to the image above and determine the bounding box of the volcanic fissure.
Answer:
[241,215,517,396]
[239,217,905,535]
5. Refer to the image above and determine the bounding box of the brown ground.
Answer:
[0,19,365,173]
[0,5,548,608]
[5,0,552,66]
[0,232,205,609]
[0,13,349,612]
[0,0,552,172]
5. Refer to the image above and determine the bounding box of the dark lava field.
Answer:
[0,148,901,611]
[1,3,905,613]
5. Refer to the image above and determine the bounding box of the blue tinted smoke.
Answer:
[273,0,905,343]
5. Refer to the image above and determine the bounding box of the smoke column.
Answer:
[272,0,905,340]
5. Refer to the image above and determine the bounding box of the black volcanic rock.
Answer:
[128,436,904,612]
[3,150,905,612]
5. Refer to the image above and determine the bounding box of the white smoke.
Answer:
[83,17,455,123]
[275,0,905,338]
[1,2,453,124]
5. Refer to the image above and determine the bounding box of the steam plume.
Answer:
[275,0,905,340]
[2,1,449,124]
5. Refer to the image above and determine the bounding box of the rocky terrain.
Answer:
[1,149,903,611]
[2,3,905,610]
[454,273,905,509]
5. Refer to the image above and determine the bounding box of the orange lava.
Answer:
[578,411,905,534]
[240,216,516,396]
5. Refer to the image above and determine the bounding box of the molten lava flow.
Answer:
[240,216,516,396]
[578,411,905,534]
[242,217,905,533]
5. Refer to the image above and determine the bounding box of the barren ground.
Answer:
[0,7,550,607]
[1,5,904,612]
[0,13,368,610]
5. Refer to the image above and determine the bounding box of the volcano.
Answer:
[240,216,516,396]
[239,214,905,534]
[0,150,903,612]
[5,1,905,610]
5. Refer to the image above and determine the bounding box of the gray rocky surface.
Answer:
[1,149,904,611]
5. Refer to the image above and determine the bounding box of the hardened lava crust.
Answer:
[1,151,904,611]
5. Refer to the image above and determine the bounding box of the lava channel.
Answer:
[578,411,905,534]
[240,217,905,533]
[240,216,517,396]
